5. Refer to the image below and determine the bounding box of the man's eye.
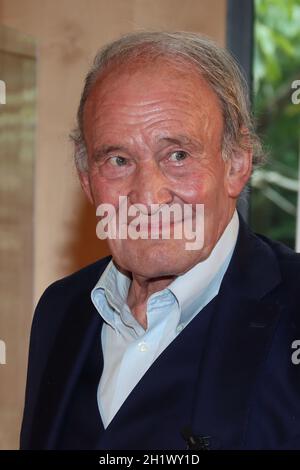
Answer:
[109,156,127,166]
[169,151,188,162]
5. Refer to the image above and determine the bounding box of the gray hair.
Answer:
[71,31,264,172]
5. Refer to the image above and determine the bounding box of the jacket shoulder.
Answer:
[41,255,112,300]
[32,255,111,340]
[256,233,300,279]
[255,233,300,326]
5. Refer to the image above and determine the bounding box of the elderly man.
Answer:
[20,32,300,450]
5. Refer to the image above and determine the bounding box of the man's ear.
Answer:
[225,133,253,198]
[78,169,94,205]
[225,148,252,198]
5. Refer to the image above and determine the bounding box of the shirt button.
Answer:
[176,323,184,334]
[138,341,148,352]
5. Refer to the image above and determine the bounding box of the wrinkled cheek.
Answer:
[90,179,120,208]
[178,181,214,208]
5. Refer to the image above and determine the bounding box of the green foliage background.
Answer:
[251,0,300,248]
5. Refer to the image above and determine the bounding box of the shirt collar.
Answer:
[92,259,131,314]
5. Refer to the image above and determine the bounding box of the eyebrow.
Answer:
[92,145,129,161]
[157,135,204,151]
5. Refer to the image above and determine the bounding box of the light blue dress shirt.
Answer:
[91,210,239,428]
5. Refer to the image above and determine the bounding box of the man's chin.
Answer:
[111,242,205,279]
[121,263,180,280]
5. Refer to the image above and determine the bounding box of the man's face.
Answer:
[81,60,249,278]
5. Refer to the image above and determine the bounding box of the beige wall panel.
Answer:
[0,27,36,449]
[133,0,226,44]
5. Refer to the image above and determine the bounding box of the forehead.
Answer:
[83,58,224,142]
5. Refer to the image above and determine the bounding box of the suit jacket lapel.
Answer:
[29,284,104,449]
[190,217,283,449]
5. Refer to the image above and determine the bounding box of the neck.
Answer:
[127,274,176,329]
[125,208,237,329]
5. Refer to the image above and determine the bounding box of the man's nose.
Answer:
[128,162,173,210]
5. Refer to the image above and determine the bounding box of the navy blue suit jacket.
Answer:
[20,217,300,449]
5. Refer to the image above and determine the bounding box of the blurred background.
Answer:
[0,0,299,450]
